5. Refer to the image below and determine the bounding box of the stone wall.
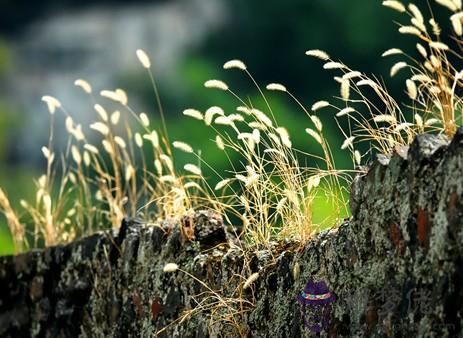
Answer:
[1,130,462,337]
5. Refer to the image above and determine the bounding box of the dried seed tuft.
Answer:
[173,141,194,153]
[204,79,229,91]
[136,49,151,68]
[163,263,179,273]
[223,59,247,70]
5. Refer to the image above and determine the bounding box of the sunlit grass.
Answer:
[0,0,461,256]
[0,1,462,336]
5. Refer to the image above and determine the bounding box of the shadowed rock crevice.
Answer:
[1,130,463,337]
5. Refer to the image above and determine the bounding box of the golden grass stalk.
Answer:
[0,188,25,252]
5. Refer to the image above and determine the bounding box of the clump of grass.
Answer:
[185,61,351,246]
[1,0,457,263]
[2,47,352,252]
[157,261,255,337]
[305,0,463,155]
[1,51,219,250]
[0,188,24,252]
[0,1,460,336]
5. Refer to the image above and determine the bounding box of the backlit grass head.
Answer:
[2,1,459,253]
[306,0,463,155]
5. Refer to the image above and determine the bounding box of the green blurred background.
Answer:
[0,0,429,254]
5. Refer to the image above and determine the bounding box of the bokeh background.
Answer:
[0,0,420,254]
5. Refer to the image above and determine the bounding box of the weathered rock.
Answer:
[1,129,463,337]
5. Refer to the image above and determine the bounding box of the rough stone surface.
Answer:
[1,130,463,337]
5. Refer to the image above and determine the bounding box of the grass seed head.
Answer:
[94,104,108,122]
[125,165,135,182]
[305,128,322,144]
[41,146,51,160]
[173,141,194,153]
[406,79,417,99]
[41,96,61,114]
[204,79,229,91]
[390,61,408,77]
[236,106,252,115]
[341,136,355,150]
[416,43,428,58]
[184,182,201,190]
[429,19,441,35]
[214,116,233,126]
[100,90,121,103]
[116,89,128,105]
[114,136,127,149]
[323,61,346,70]
[74,79,92,93]
[205,106,225,125]
[356,79,378,89]
[354,150,362,165]
[184,163,202,176]
[307,176,321,192]
[310,115,323,131]
[71,145,81,165]
[135,133,143,147]
[373,114,397,124]
[425,118,439,126]
[266,83,287,92]
[144,131,159,148]
[251,109,273,127]
[382,48,404,57]
[160,175,176,183]
[84,144,99,154]
[111,110,121,125]
[311,100,330,111]
[305,49,330,60]
[336,107,355,117]
[408,4,424,24]
[65,116,74,133]
[414,113,424,128]
[136,49,151,68]
[160,154,173,172]
[343,71,362,79]
[340,79,350,100]
[451,12,463,35]
[214,178,231,191]
[382,0,406,12]
[139,112,150,127]
[215,135,225,150]
[163,263,179,273]
[429,41,449,51]
[435,0,459,11]
[102,140,113,154]
[72,125,85,141]
[223,59,247,70]
[154,159,163,175]
[183,109,203,120]
[243,272,259,289]
[399,26,422,36]
[90,122,110,136]
[83,151,91,167]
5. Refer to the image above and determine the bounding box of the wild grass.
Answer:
[0,1,461,336]
[1,0,461,254]
[157,262,255,337]
[1,53,352,251]
[8,58,215,249]
[305,0,463,156]
[186,63,351,246]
